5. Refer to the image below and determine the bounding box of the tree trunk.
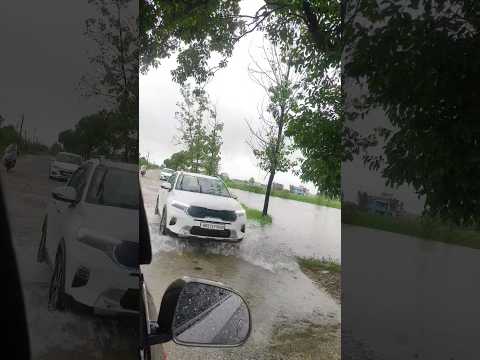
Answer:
[263,169,275,216]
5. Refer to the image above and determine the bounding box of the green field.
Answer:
[225,179,341,209]
[342,205,480,250]
[241,203,272,225]
[296,256,341,273]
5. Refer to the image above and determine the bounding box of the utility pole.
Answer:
[18,114,24,154]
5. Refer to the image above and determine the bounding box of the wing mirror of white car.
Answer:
[52,186,77,203]
[231,194,238,200]
[148,277,251,348]
[160,182,172,191]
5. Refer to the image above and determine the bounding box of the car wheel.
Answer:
[154,196,159,215]
[159,207,167,235]
[48,245,67,311]
[37,216,48,263]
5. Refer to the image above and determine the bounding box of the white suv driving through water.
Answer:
[37,159,140,314]
[155,171,246,242]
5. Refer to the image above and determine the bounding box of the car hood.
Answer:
[81,203,139,243]
[173,190,242,211]
[53,161,79,172]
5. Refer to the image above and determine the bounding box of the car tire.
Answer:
[37,216,48,263]
[48,245,68,311]
[154,196,159,215]
[159,207,167,235]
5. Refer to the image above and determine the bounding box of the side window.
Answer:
[67,168,84,189]
[67,164,92,201]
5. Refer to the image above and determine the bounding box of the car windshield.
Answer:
[86,166,139,209]
[176,174,231,197]
[56,153,82,165]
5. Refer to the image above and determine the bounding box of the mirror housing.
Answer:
[52,186,77,203]
[149,277,251,348]
[160,182,172,191]
[231,194,238,200]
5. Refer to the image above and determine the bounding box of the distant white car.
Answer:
[155,171,246,242]
[159,167,175,181]
[37,159,140,314]
[50,152,83,181]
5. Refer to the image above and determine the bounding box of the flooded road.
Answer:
[1,155,138,360]
[141,171,341,360]
[343,224,480,360]
[231,189,340,262]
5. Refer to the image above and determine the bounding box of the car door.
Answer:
[46,164,91,261]
[158,172,177,212]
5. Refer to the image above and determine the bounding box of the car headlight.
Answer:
[171,200,190,213]
[235,209,246,217]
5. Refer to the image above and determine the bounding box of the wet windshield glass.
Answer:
[176,174,231,197]
[86,166,139,209]
[56,153,82,165]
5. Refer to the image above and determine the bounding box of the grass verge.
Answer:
[226,179,341,209]
[241,203,272,225]
[342,204,480,250]
[296,256,341,302]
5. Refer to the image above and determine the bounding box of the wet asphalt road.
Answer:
[140,170,341,360]
[1,155,138,360]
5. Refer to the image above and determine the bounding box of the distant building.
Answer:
[358,191,405,216]
[272,182,284,191]
[289,185,306,196]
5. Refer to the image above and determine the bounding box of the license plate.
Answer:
[200,222,225,230]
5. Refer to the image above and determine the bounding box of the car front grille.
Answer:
[190,226,231,238]
[187,206,237,222]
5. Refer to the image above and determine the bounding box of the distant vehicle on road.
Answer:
[49,152,83,181]
[155,171,246,242]
[38,158,140,314]
[140,165,147,176]
[3,143,17,172]
[159,167,175,181]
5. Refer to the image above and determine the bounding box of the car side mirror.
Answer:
[149,277,251,348]
[52,186,77,203]
[161,182,172,191]
[232,194,238,200]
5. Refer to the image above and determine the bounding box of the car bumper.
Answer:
[166,206,246,242]
[64,240,140,315]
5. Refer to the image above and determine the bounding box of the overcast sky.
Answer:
[0,1,107,146]
[139,0,317,191]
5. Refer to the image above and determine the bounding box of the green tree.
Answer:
[175,84,208,172]
[175,85,223,174]
[204,106,223,176]
[80,0,139,162]
[58,111,111,159]
[247,43,297,216]
[343,0,480,225]
[141,0,342,197]
[163,151,189,170]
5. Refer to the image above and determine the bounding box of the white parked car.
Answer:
[155,171,246,242]
[50,152,83,181]
[37,158,140,314]
[159,167,175,181]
